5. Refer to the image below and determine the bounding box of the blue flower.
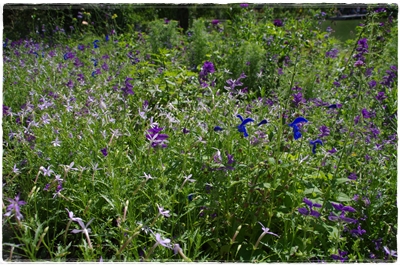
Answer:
[257,119,268,126]
[214,126,224,132]
[93,40,100,49]
[309,139,323,154]
[288,117,308,140]
[105,35,109,42]
[236,114,254,137]
[327,104,342,109]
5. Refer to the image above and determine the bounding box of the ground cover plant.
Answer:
[2,3,398,262]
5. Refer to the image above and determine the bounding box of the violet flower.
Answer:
[331,249,348,262]
[298,197,321,218]
[4,193,27,221]
[157,205,170,217]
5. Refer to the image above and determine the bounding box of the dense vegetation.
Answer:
[2,3,398,262]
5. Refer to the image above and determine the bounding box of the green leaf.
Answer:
[304,187,322,194]
[336,192,352,202]
[100,194,115,209]
[336,178,350,184]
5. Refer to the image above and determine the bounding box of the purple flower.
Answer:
[236,114,254,137]
[348,173,357,180]
[333,81,341,87]
[332,249,348,262]
[375,8,386,13]
[350,225,366,237]
[361,108,373,119]
[41,166,54,176]
[354,60,365,67]
[354,115,360,125]
[376,91,387,101]
[309,139,323,154]
[146,125,169,148]
[278,68,283,75]
[121,77,134,95]
[298,197,321,218]
[328,147,337,154]
[101,148,108,157]
[4,193,27,221]
[43,183,50,191]
[258,222,279,237]
[201,61,215,76]
[66,208,83,222]
[291,85,302,91]
[318,125,330,138]
[226,152,235,164]
[298,207,309,215]
[369,80,377,88]
[3,105,11,116]
[325,48,339,58]
[158,205,170,217]
[273,19,283,27]
[240,3,249,8]
[383,246,397,257]
[71,218,94,234]
[292,92,305,106]
[155,233,171,248]
[365,67,374,77]
[211,19,219,25]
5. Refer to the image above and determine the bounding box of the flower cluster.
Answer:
[199,61,215,87]
[328,202,357,224]
[4,193,27,221]
[353,38,368,63]
[298,197,321,218]
[146,125,169,148]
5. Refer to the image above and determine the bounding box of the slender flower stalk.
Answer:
[64,208,82,243]
[71,218,94,249]
[231,225,242,244]
[180,174,195,189]
[34,168,42,184]
[122,200,129,222]
[116,224,143,256]
[173,244,192,262]
[145,233,172,260]
[254,222,279,249]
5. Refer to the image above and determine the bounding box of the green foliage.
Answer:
[2,3,398,263]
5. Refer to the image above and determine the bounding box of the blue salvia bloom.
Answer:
[93,40,100,48]
[105,35,109,42]
[236,114,254,137]
[288,117,308,140]
[257,119,268,126]
[309,139,323,154]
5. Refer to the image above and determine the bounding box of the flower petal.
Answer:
[257,119,268,126]
[236,114,244,122]
[289,117,308,127]
[240,118,255,127]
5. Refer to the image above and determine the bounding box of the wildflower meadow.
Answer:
[2,3,398,262]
